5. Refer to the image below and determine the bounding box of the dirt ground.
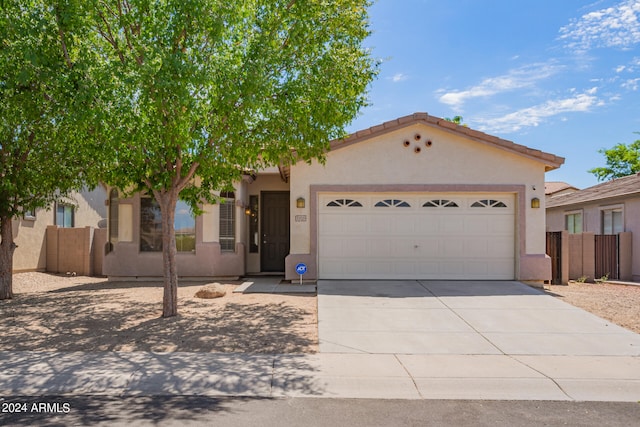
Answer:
[546,281,640,334]
[1,273,639,355]
[1,272,317,353]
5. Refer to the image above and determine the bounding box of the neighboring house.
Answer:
[103,113,564,283]
[12,187,107,273]
[545,181,578,202]
[546,173,640,282]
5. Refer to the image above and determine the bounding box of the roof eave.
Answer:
[330,112,565,170]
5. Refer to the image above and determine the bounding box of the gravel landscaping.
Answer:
[1,272,317,353]
[546,281,640,334]
[1,273,638,355]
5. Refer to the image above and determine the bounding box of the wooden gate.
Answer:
[545,231,562,285]
[595,234,618,280]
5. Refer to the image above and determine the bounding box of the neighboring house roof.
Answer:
[546,173,640,208]
[545,181,579,196]
[280,112,565,181]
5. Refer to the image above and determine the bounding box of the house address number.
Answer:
[295,215,307,222]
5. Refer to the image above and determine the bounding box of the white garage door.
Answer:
[318,193,515,280]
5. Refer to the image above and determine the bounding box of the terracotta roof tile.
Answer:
[545,181,578,195]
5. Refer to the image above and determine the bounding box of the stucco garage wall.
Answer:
[287,123,550,281]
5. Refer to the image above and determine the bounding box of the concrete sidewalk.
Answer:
[1,279,638,402]
[1,351,639,401]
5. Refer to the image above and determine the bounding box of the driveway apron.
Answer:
[317,280,640,356]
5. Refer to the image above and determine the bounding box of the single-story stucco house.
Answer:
[103,113,564,283]
[11,187,107,274]
[546,172,640,282]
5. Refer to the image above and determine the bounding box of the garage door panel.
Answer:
[441,217,465,234]
[416,219,439,234]
[370,239,392,257]
[321,216,346,234]
[442,239,464,256]
[490,218,515,234]
[319,193,515,280]
[319,239,344,257]
[464,239,489,256]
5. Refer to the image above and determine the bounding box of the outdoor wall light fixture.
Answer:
[531,197,540,209]
[296,197,305,209]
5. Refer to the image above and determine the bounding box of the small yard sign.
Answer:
[295,263,307,285]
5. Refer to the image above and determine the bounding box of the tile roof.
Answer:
[545,181,578,195]
[330,112,565,171]
[546,173,640,208]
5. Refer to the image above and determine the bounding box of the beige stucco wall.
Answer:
[12,208,51,271]
[12,188,106,272]
[287,123,550,281]
[103,186,246,279]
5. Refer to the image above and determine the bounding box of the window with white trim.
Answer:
[565,212,582,234]
[175,200,196,252]
[602,208,623,234]
[375,199,411,207]
[327,199,363,207]
[423,199,458,207]
[139,197,196,252]
[219,191,236,252]
[140,198,162,251]
[56,203,74,227]
[109,189,119,244]
[471,199,507,208]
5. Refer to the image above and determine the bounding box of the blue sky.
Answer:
[348,0,640,189]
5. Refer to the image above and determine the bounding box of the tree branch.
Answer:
[53,7,73,69]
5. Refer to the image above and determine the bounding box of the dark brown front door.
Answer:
[261,192,290,272]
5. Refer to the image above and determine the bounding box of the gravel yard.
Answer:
[1,273,638,354]
[1,272,317,353]
[546,281,640,334]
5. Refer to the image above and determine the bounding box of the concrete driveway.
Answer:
[313,280,640,400]
[318,280,640,356]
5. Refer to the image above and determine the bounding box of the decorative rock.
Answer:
[194,283,226,299]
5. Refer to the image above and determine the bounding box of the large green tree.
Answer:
[0,1,100,300]
[82,0,377,317]
[589,135,640,181]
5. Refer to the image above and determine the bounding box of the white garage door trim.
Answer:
[318,192,516,280]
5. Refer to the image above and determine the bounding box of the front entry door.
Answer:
[261,192,290,272]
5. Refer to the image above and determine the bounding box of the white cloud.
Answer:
[390,73,408,82]
[622,77,640,89]
[559,0,640,51]
[616,64,627,72]
[437,63,562,109]
[476,90,605,134]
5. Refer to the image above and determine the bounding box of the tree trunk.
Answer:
[157,191,179,317]
[0,215,16,300]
